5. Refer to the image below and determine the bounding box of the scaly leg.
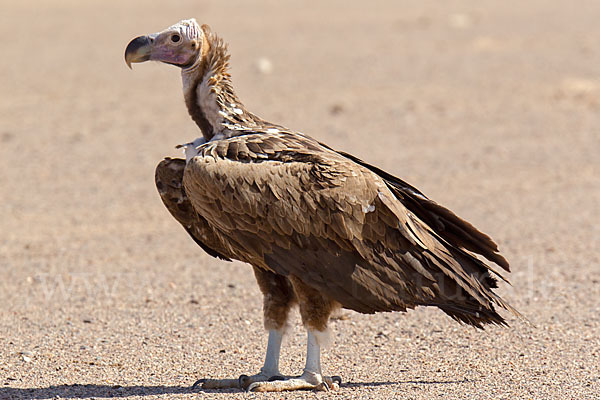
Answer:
[238,328,285,388]
[246,276,341,392]
[194,268,295,390]
[197,329,284,389]
[247,329,341,392]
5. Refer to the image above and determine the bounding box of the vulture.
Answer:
[125,19,519,392]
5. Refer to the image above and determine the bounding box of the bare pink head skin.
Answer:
[125,19,203,69]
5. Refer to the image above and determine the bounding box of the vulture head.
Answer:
[125,18,207,69]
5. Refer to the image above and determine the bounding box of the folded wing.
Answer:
[183,132,517,327]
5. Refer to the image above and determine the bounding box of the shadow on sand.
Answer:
[345,378,470,388]
[1,378,469,398]
[0,384,215,400]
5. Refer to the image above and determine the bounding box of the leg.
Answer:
[247,276,341,392]
[237,328,284,388]
[199,329,285,389]
[197,268,295,389]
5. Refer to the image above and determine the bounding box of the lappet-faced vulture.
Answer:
[125,19,519,392]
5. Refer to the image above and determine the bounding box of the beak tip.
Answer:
[124,35,152,69]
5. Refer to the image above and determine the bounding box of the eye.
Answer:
[171,34,181,43]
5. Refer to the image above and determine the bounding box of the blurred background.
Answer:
[0,1,598,399]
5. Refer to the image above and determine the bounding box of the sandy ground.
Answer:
[1,0,599,399]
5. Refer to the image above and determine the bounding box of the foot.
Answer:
[246,371,342,392]
[193,369,281,390]
[193,377,239,389]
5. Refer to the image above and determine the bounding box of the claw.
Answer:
[238,374,249,389]
[332,375,342,385]
[316,381,330,391]
[191,378,205,389]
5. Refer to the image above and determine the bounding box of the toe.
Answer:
[323,375,342,389]
[200,378,240,389]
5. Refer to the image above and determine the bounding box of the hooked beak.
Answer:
[124,35,154,69]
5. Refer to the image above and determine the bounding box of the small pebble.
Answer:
[255,57,273,74]
[329,104,344,115]
[448,13,472,29]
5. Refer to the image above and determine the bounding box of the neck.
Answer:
[181,32,259,141]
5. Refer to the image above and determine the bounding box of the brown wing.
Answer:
[336,151,510,272]
[184,133,517,327]
[155,157,231,261]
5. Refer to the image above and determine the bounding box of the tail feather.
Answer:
[436,303,508,329]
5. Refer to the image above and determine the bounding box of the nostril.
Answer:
[149,37,154,43]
